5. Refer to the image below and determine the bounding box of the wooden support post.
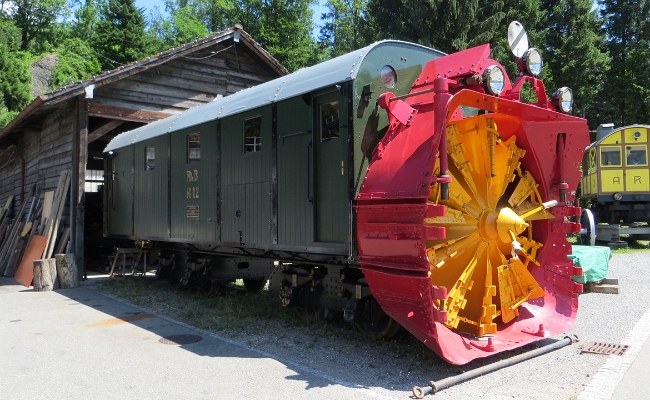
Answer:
[33,258,57,291]
[72,99,88,280]
[55,254,79,289]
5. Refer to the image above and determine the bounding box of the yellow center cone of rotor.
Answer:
[479,207,528,243]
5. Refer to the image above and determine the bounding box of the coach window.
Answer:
[145,146,155,170]
[243,116,262,153]
[188,133,201,162]
[600,146,621,167]
[381,65,397,88]
[319,100,339,141]
[626,145,647,166]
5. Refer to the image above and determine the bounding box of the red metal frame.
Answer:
[355,45,590,364]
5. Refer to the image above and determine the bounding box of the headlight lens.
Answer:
[522,48,543,76]
[552,87,573,113]
[613,192,623,201]
[482,65,506,96]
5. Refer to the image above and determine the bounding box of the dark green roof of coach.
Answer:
[104,40,443,152]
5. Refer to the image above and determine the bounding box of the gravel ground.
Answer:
[237,251,648,400]
[91,251,648,400]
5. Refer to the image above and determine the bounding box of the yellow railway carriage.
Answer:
[581,125,650,224]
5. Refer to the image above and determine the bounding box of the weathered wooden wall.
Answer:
[93,43,275,117]
[0,106,75,217]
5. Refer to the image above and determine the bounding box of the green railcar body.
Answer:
[104,41,444,260]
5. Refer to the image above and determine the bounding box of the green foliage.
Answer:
[319,0,371,58]
[158,0,233,33]
[465,1,506,48]
[0,20,32,121]
[227,0,320,71]
[148,5,210,51]
[69,0,100,42]
[366,0,484,53]
[599,0,650,126]
[542,0,608,128]
[50,38,102,89]
[8,0,69,52]
[0,108,19,128]
[92,0,151,71]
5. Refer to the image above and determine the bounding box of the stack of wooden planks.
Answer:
[1,170,72,287]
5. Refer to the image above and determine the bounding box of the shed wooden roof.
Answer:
[0,25,288,143]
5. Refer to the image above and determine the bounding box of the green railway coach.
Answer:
[103,41,444,262]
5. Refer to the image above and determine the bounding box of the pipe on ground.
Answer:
[412,335,578,398]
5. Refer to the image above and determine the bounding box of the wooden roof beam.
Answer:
[87,119,125,144]
[88,102,173,123]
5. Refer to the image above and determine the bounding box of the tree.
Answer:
[69,0,100,43]
[7,0,68,52]
[148,0,320,70]
[227,0,320,71]
[366,0,481,53]
[159,0,232,33]
[599,0,650,125]
[0,20,32,128]
[50,38,103,89]
[319,0,370,58]
[542,0,608,127]
[92,0,151,71]
[148,4,210,51]
[461,1,507,50]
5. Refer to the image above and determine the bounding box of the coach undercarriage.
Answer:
[144,242,395,338]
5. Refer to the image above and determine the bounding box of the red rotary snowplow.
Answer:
[355,36,589,364]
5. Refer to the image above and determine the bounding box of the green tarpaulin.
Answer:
[569,245,612,284]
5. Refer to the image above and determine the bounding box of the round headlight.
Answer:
[522,48,543,76]
[613,192,623,201]
[482,65,506,96]
[552,87,573,113]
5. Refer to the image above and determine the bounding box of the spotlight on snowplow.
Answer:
[552,87,573,113]
[522,48,543,76]
[482,65,506,96]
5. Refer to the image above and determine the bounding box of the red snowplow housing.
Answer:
[355,44,589,365]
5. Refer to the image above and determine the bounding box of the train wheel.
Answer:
[242,278,268,292]
[427,116,552,337]
[355,315,401,340]
[580,209,596,246]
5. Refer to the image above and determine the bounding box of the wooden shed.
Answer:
[0,25,287,279]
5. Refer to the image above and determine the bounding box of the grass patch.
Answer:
[567,233,650,253]
[95,277,297,334]
[93,275,439,364]
[611,238,650,253]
